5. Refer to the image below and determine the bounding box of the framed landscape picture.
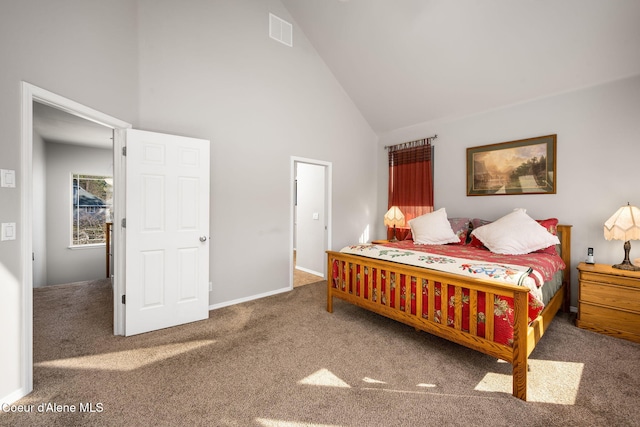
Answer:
[466,134,556,196]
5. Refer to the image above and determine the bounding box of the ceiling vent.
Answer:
[269,13,293,47]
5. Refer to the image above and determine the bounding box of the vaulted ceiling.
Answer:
[281,0,640,134]
[33,1,640,144]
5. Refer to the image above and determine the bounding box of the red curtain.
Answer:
[387,142,434,238]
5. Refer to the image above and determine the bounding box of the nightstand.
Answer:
[576,262,640,343]
[371,240,389,244]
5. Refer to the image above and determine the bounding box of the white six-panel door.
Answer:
[125,129,210,336]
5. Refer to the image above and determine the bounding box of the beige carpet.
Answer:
[2,279,639,426]
[293,267,323,287]
[293,251,324,287]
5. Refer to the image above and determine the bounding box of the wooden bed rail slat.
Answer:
[454,287,463,331]
[415,277,423,319]
[485,292,495,342]
[366,266,372,303]
[469,289,478,336]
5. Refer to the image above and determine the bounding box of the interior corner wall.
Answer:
[378,74,640,308]
[0,0,138,403]
[32,132,47,288]
[44,143,113,286]
[136,0,378,306]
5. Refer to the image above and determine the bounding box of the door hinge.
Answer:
[121,218,126,228]
[122,146,127,156]
[122,295,126,304]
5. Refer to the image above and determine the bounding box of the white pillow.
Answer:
[408,208,460,245]
[471,209,560,255]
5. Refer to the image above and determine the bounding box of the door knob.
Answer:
[199,236,207,242]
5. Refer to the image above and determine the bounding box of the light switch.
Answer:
[1,169,16,188]
[312,212,319,220]
[1,223,16,241]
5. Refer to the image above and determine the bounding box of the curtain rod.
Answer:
[384,134,438,151]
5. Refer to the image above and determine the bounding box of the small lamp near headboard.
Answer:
[384,206,405,242]
[604,203,640,271]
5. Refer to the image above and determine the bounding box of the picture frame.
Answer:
[466,134,556,196]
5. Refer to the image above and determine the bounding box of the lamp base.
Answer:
[613,240,640,271]
[612,260,640,271]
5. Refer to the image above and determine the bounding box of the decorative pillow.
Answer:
[448,217,471,245]
[408,208,460,245]
[404,217,470,243]
[470,209,560,255]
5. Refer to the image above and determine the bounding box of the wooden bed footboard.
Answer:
[326,225,571,401]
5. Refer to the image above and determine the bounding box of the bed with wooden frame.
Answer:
[326,224,571,401]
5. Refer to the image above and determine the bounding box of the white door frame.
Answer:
[20,82,131,396]
[290,156,332,288]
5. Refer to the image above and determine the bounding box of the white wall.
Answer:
[296,162,325,276]
[136,0,378,305]
[44,142,112,286]
[378,74,640,308]
[0,0,138,404]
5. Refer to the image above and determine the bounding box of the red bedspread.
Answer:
[331,242,565,347]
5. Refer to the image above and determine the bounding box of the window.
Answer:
[72,174,112,246]
[387,138,434,239]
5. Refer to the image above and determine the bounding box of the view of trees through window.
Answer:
[72,174,113,246]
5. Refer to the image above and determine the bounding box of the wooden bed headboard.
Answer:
[557,224,572,311]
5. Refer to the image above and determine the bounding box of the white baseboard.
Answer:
[1,386,30,405]
[294,265,324,277]
[208,286,291,311]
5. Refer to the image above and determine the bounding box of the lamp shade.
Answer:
[384,206,405,227]
[604,204,640,241]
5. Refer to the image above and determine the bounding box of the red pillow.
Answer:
[535,218,559,255]
[468,218,491,248]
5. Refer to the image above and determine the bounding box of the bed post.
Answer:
[327,256,333,313]
[512,289,529,400]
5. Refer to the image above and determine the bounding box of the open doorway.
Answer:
[20,82,132,397]
[290,157,332,288]
[32,101,114,288]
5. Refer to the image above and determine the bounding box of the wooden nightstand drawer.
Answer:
[580,280,640,312]
[580,270,640,289]
[579,303,640,338]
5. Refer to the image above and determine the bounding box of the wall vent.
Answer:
[269,13,293,47]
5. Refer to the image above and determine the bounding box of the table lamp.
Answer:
[604,203,640,271]
[384,206,405,242]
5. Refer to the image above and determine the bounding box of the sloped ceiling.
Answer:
[281,0,640,134]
